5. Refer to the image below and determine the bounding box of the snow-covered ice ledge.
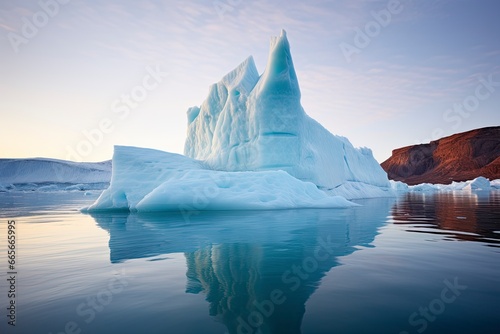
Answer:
[84,146,357,212]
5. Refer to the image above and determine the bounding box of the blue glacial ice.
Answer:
[184,30,391,196]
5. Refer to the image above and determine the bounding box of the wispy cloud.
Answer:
[0,21,15,32]
[297,58,495,128]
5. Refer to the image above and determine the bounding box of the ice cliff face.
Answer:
[184,30,390,191]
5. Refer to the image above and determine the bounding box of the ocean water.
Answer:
[0,191,499,334]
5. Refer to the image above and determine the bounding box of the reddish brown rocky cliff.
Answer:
[381,126,500,185]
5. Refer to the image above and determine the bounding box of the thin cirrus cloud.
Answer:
[299,63,442,122]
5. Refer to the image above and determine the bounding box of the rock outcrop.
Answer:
[381,126,500,185]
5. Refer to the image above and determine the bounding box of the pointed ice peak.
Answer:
[255,29,300,98]
[221,55,260,95]
[270,29,288,49]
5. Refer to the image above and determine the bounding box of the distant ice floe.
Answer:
[391,176,498,193]
[0,157,110,193]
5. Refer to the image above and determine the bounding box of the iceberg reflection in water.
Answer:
[2,191,499,334]
[89,198,394,334]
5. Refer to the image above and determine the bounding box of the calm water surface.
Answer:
[0,191,499,334]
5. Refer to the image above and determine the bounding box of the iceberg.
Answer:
[87,30,393,212]
[463,176,491,191]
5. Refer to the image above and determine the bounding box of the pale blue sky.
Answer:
[1,0,499,162]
